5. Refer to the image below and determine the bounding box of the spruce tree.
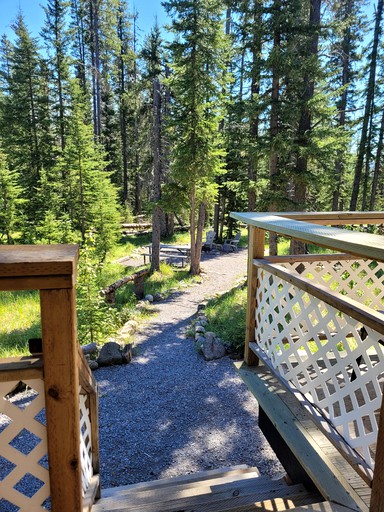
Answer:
[164,0,229,275]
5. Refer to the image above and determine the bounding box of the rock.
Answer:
[198,319,208,327]
[145,294,154,303]
[153,292,162,302]
[120,320,138,336]
[201,332,227,361]
[97,342,123,366]
[195,335,205,346]
[197,302,207,311]
[195,325,205,334]
[88,360,99,370]
[122,344,133,363]
[195,332,203,341]
[82,342,98,356]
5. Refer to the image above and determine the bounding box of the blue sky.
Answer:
[0,0,168,42]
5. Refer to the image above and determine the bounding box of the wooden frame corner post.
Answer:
[40,286,83,512]
[245,226,265,366]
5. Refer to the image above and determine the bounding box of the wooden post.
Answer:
[40,287,83,512]
[245,226,265,366]
[370,395,384,511]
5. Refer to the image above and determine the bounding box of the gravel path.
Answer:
[96,248,284,489]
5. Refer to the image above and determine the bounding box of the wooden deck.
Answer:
[235,362,371,512]
[92,465,333,512]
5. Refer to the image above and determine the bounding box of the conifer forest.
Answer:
[0,0,383,262]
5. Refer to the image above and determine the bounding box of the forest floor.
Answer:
[95,247,284,489]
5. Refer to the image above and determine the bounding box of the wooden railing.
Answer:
[231,211,384,512]
[0,245,100,512]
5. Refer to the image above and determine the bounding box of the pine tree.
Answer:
[164,0,229,275]
[0,147,23,243]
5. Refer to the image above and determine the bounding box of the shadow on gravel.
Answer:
[95,263,283,490]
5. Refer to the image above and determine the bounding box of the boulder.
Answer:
[97,342,123,366]
[88,360,99,371]
[82,342,98,356]
[144,294,154,303]
[201,332,227,361]
[195,325,205,334]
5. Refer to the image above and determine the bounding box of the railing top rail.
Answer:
[231,212,384,262]
[0,244,78,278]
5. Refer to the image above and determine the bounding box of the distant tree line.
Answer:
[0,0,383,270]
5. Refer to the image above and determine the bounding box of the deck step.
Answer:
[92,467,323,512]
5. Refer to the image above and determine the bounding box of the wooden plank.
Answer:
[264,253,354,263]
[289,503,356,511]
[255,259,384,337]
[95,476,286,509]
[0,244,78,277]
[83,474,101,512]
[270,212,384,226]
[78,345,97,395]
[0,274,74,291]
[370,391,384,510]
[100,466,254,498]
[244,226,265,366]
[0,356,43,382]
[231,213,384,263]
[93,482,312,512]
[40,287,83,512]
[235,362,369,512]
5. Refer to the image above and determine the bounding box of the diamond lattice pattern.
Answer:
[79,393,93,495]
[256,262,384,470]
[0,378,50,511]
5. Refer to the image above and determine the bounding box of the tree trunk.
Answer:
[268,0,281,257]
[150,77,162,273]
[190,198,205,276]
[370,108,384,209]
[350,0,383,210]
[332,0,353,211]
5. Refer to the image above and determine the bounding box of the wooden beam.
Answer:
[40,287,83,512]
[244,227,265,366]
[370,392,384,511]
[231,213,384,263]
[0,356,43,382]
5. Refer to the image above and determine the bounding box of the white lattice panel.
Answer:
[0,378,50,511]
[281,258,384,311]
[256,266,384,470]
[79,393,93,495]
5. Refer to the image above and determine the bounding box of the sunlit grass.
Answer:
[0,291,41,357]
[205,286,247,353]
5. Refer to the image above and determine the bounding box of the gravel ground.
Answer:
[96,248,284,489]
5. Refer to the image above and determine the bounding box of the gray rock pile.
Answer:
[194,309,227,361]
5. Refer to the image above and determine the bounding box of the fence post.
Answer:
[370,395,384,511]
[245,226,265,366]
[40,275,83,510]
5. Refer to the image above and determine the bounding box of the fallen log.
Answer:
[101,268,150,302]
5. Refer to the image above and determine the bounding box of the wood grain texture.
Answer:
[0,356,43,382]
[244,227,265,366]
[234,362,369,512]
[0,244,78,277]
[231,213,384,262]
[40,287,83,512]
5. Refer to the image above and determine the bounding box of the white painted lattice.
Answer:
[280,258,384,311]
[255,262,384,472]
[79,393,93,495]
[0,378,50,511]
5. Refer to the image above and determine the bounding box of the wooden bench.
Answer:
[142,251,188,267]
[235,361,370,512]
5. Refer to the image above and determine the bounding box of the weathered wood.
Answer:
[264,253,353,263]
[244,226,265,366]
[0,356,43,382]
[235,361,370,512]
[83,474,101,511]
[40,287,83,512]
[0,244,78,277]
[78,345,97,395]
[255,259,384,337]
[231,212,384,262]
[264,211,384,225]
[0,274,74,291]
[102,268,149,302]
[370,390,384,511]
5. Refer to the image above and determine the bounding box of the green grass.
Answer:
[0,291,41,357]
[204,285,247,353]
[0,230,200,357]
